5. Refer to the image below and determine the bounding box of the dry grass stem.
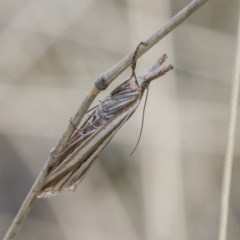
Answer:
[3,1,208,239]
[218,12,240,240]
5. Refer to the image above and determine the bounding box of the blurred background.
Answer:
[1,0,240,239]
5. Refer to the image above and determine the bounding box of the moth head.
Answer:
[137,55,173,91]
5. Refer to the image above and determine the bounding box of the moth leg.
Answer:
[69,117,82,132]
[50,148,66,158]
[131,41,148,81]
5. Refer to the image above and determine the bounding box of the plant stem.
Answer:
[218,11,240,240]
[96,0,208,89]
[3,1,208,239]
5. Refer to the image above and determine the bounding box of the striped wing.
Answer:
[38,78,143,198]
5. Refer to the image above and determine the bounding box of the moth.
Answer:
[38,53,173,198]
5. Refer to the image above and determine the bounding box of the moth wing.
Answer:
[38,98,140,198]
[38,79,142,198]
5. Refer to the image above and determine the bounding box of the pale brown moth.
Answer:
[38,49,173,198]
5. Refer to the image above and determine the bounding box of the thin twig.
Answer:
[96,0,208,89]
[218,12,240,240]
[3,1,208,239]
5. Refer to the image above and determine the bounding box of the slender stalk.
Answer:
[218,13,240,240]
[3,1,208,239]
[96,0,208,89]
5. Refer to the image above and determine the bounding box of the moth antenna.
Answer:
[131,41,148,82]
[130,87,149,156]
